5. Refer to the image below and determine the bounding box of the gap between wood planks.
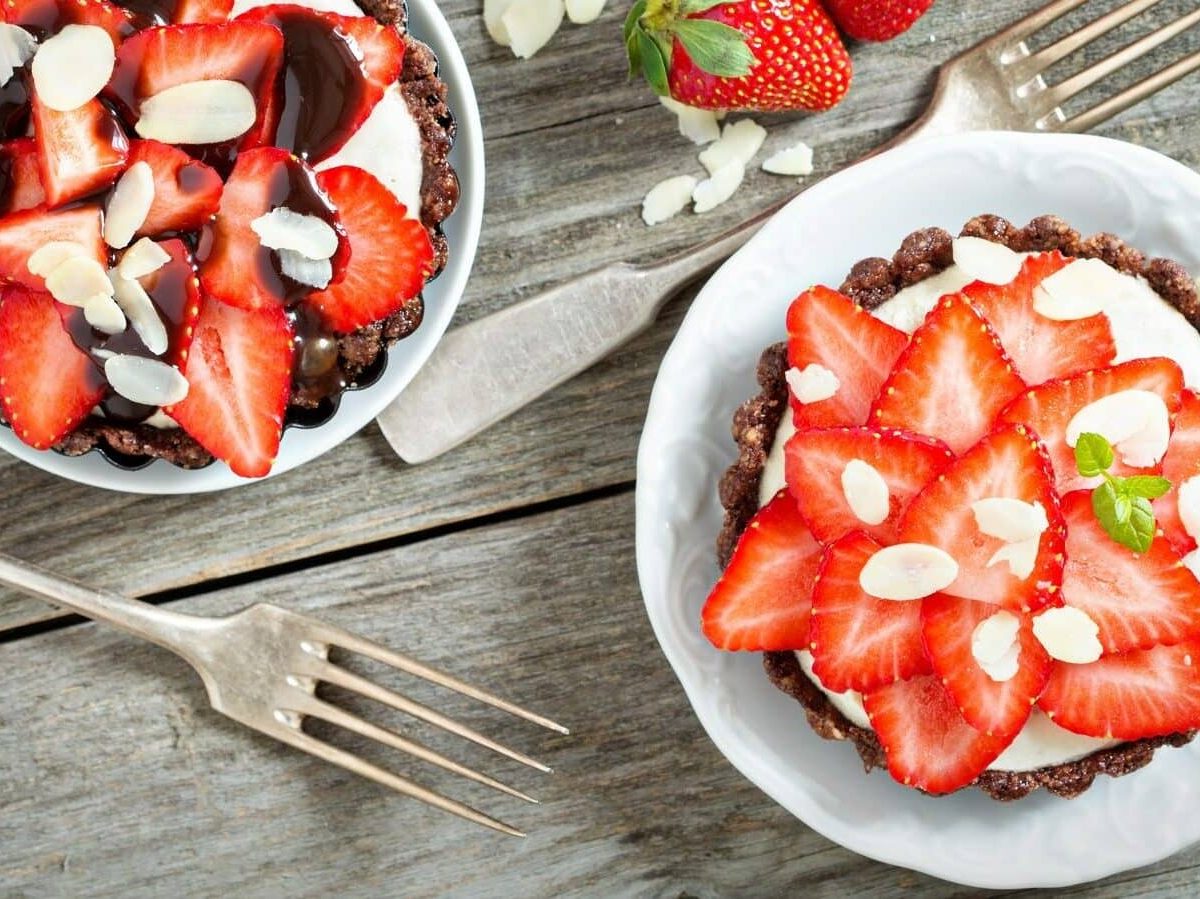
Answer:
[0,478,635,646]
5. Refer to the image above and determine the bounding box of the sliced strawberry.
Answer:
[700,491,823,652]
[106,21,285,149]
[785,285,908,430]
[783,426,953,545]
[922,596,1050,739]
[30,92,128,207]
[998,358,1185,494]
[0,286,105,448]
[103,238,202,365]
[1158,390,1200,554]
[198,147,345,311]
[899,424,1067,613]
[0,203,104,290]
[871,293,1026,454]
[1038,638,1200,739]
[0,138,45,214]
[808,531,931,693]
[172,0,234,24]
[126,140,222,237]
[165,295,293,478]
[961,251,1117,386]
[863,674,1011,794]
[4,0,134,43]
[1057,491,1200,654]
[308,165,432,334]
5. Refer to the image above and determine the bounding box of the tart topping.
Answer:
[103,160,155,249]
[126,139,222,237]
[250,207,339,260]
[118,236,170,279]
[30,24,114,112]
[136,79,257,144]
[1032,257,1134,321]
[1066,389,1171,469]
[1031,606,1102,664]
[0,204,104,290]
[0,25,38,86]
[110,269,168,355]
[1180,477,1200,543]
[26,240,89,278]
[971,497,1049,543]
[840,459,890,526]
[104,353,188,405]
[858,543,959,601]
[785,363,839,404]
[1156,390,1200,553]
[277,250,331,290]
[969,609,1021,683]
[951,236,1022,286]
[83,292,126,333]
[30,91,128,207]
[44,254,113,306]
[0,138,47,214]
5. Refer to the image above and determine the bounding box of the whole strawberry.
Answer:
[624,0,852,112]
[823,0,934,42]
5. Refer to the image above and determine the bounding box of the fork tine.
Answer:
[1042,5,1200,106]
[273,725,526,837]
[309,625,570,735]
[298,695,540,804]
[313,661,553,773]
[1064,45,1200,132]
[990,0,1089,46]
[1017,0,1163,73]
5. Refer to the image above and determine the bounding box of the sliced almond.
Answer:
[971,610,1020,665]
[136,80,256,144]
[841,459,890,527]
[987,536,1041,580]
[1032,257,1133,321]
[83,293,127,334]
[1066,389,1171,468]
[785,363,839,404]
[26,241,90,278]
[118,237,171,280]
[1032,606,1102,664]
[952,236,1023,286]
[1179,476,1200,542]
[565,0,605,24]
[484,0,518,45]
[44,255,114,306]
[641,175,698,227]
[278,248,332,290]
[859,543,959,601]
[761,142,814,178]
[500,0,564,59]
[104,354,189,406]
[30,24,113,112]
[0,25,38,87]
[142,409,179,429]
[658,96,720,146]
[251,207,338,260]
[103,161,155,249]
[110,270,168,355]
[971,497,1048,543]
[692,160,744,214]
[698,119,766,176]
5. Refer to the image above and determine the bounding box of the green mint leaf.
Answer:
[623,0,647,44]
[1074,432,1114,478]
[637,30,670,96]
[679,0,729,12]
[1092,481,1156,553]
[670,19,753,78]
[1124,475,1172,500]
[626,30,641,79]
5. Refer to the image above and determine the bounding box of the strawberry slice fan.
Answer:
[703,262,1200,796]
[0,1,435,477]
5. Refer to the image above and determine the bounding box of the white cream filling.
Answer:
[762,256,1200,771]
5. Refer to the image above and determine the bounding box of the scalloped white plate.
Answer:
[0,0,484,493]
[635,131,1200,889]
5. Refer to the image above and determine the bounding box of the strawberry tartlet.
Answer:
[0,0,457,476]
[706,214,1200,799]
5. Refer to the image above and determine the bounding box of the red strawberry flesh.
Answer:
[127,139,223,237]
[31,92,128,208]
[0,137,45,213]
[0,203,104,290]
[1158,390,1200,554]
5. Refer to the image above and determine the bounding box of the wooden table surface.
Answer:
[4,1,1200,896]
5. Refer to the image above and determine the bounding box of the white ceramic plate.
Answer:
[635,131,1200,889]
[0,0,484,493]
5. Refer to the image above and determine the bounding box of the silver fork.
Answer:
[0,553,566,836]
[378,0,1200,464]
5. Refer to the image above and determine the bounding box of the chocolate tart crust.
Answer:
[720,214,1199,800]
[52,0,460,469]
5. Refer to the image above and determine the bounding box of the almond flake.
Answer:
[110,270,168,355]
[26,241,89,278]
[136,80,256,144]
[641,175,698,226]
[761,142,814,178]
[500,0,564,59]
[278,248,332,290]
[698,119,766,176]
[118,237,171,280]
[859,543,959,601]
[44,255,113,306]
[658,96,720,146]
[971,497,1048,543]
[30,24,113,112]
[565,0,605,24]
[987,536,1041,580]
[83,293,126,334]
[104,354,189,406]
[785,363,839,404]
[1179,476,1200,542]
[1032,606,1102,664]
[103,161,155,249]
[142,409,179,429]
[1032,257,1137,321]
[484,0,517,45]
[952,236,1023,285]
[692,160,744,214]
[1066,389,1171,468]
[841,459,889,526]
[0,25,38,88]
[251,207,339,260]
[971,610,1020,665]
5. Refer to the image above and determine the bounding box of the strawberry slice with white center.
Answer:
[701,491,823,651]
[0,138,46,214]
[863,674,1011,794]
[106,21,285,149]
[998,357,1185,494]
[0,286,105,449]
[922,596,1051,739]
[785,285,908,430]
[126,140,222,237]
[0,203,104,290]
[1037,637,1200,739]
[172,0,234,24]
[783,426,953,545]
[4,0,134,43]
[307,165,433,334]
[30,91,128,208]
[870,293,1027,454]
[1157,390,1200,554]
[808,531,931,693]
[166,295,293,478]
[1057,491,1200,654]
[899,424,1067,613]
[961,250,1117,386]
